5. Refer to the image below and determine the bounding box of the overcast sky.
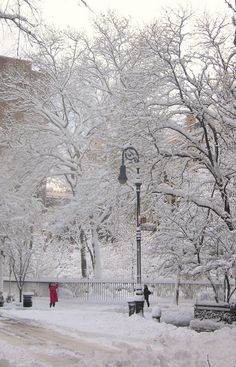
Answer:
[41,0,232,31]
[0,0,233,56]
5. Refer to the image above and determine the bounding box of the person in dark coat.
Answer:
[49,283,58,308]
[143,284,152,307]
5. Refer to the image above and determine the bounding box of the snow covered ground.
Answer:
[0,297,236,367]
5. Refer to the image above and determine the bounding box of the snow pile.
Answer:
[0,359,11,367]
[152,306,162,321]
[0,298,236,367]
[190,319,224,332]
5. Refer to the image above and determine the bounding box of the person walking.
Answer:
[49,283,58,308]
[143,284,152,307]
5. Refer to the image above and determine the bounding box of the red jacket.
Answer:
[49,283,58,303]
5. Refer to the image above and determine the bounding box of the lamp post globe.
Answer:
[118,164,128,185]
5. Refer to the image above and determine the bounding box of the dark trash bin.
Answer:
[23,292,33,307]
[135,300,144,315]
[128,301,136,316]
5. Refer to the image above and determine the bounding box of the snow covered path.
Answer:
[0,298,236,366]
[0,316,119,367]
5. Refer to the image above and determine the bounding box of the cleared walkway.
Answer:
[0,317,119,367]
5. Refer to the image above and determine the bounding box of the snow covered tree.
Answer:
[1,195,43,302]
[136,9,236,300]
[2,6,236,297]
[85,10,236,298]
[0,0,38,34]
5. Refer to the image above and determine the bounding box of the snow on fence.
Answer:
[3,279,223,303]
[63,281,135,302]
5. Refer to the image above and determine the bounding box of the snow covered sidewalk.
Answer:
[0,297,236,366]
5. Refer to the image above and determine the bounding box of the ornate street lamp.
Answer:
[118,147,144,312]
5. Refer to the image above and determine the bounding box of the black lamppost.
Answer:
[118,147,143,302]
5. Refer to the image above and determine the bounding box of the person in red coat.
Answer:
[49,283,58,308]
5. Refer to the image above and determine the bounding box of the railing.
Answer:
[63,280,223,303]
[3,279,224,303]
[65,281,136,303]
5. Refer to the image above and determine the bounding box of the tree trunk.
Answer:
[81,245,87,278]
[80,229,87,278]
[207,275,219,303]
[175,271,181,305]
[224,272,231,303]
[19,288,22,303]
[91,226,102,279]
